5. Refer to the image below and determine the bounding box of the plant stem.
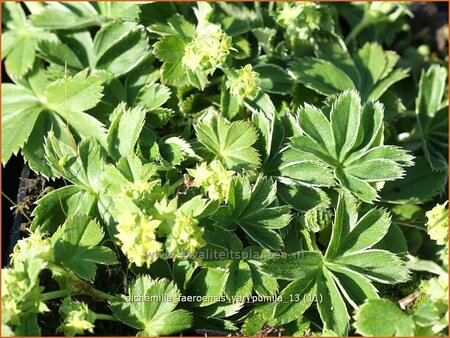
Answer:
[89,288,116,302]
[41,289,70,302]
[345,16,370,44]
[1,191,32,223]
[47,263,115,302]
[95,313,119,322]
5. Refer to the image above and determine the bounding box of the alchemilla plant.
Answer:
[1,2,448,337]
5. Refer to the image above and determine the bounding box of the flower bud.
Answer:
[187,160,235,202]
[182,25,232,74]
[226,64,260,99]
[57,298,95,336]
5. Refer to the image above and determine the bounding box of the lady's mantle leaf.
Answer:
[107,103,146,160]
[414,65,448,171]
[195,114,261,170]
[214,175,291,251]
[2,3,55,78]
[31,185,96,233]
[93,21,151,77]
[261,194,409,334]
[1,68,107,173]
[326,194,391,258]
[354,299,415,336]
[290,43,409,101]
[111,276,192,336]
[278,90,413,203]
[382,156,447,204]
[52,215,118,281]
[289,58,355,96]
[1,84,42,163]
[45,69,103,114]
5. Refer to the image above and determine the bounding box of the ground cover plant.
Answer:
[1,1,448,336]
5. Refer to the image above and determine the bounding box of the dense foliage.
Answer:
[1,2,448,337]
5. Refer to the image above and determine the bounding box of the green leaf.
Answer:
[337,208,391,255]
[216,175,291,251]
[278,157,335,187]
[248,261,278,297]
[325,193,358,259]
[153,35,190,87]
[334,250,410,284]
[253,64,293,95]
[289,58,355,96]
[111,276,192,336]
[317,41,361,86]
[4,32,37,78]
[134,83,171,111]
[1,84,42,163]
[277,183,330,212]
[354,299,415,336]
[345,159,406,182]
[273,272,317,324]
[2,3,43,78]
[107,103,146,160]
[45,135,105,191]
[158,136,199,166]
[327,265,379,308]
[261,251,322,280]
[297,104,336,157]
[225,260,253,298]
[414,65,448,171]
[317,267,349,336]
[244,91,276,117]
[354,43,390,98]
[330,90,361,160]
[368,68,409,101]
[45,69,103,114]
[94,21,151,77]
[30,2,101,30]
[14,313,40,336]
[252,27,276,55]
[195,114,261,170]
[37,39,84,71]
[95,2,140,20]
[53,215,118,280]
[186,268,228,307]
[278,90,412,202]
[31,185,96,233]
[416,64,447,120]
[382,157,447,204]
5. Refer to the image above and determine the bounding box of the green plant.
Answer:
[1,2,448,337]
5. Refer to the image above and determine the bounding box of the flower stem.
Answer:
[41,289,70,302]
[345,16,371,44]
[95,313,119,322]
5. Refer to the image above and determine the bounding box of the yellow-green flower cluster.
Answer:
[276,3,333,39]
[115,211,163,267]
[182,25,232,74]
[10,229,52,265]
[426,202,448,246]
[57,298,95,336]
[2,269,25,326]
[187,160,235,202]
[166,211,206,256]
[2,229,51,331]
[120,180,159,202]
[420,274,448,311]
[2,259,49,330]
[226,64,261,99]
